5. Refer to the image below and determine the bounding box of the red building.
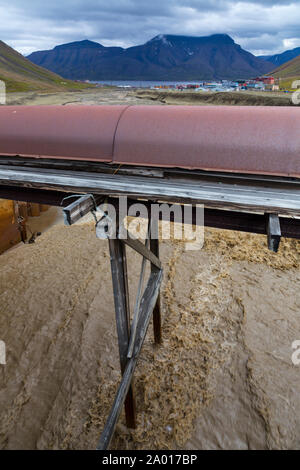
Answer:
[254,76,275,85]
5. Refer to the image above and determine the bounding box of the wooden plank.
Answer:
[108,237,136,429]
[150,220,162,344]
[127,222,151,359]
[121,232,161,269]
[97,269,163,450]
[0,156,165,178]
[0,165,300,215]
[1,185,300,240]
[97,354,136,450]
[3,156,300,186]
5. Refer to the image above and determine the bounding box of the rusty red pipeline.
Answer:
[0,105,299,177]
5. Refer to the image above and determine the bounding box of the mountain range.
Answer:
[27,34,274,81]
[259,46,300,68]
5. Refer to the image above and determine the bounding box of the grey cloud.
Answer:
[1,1,299,56]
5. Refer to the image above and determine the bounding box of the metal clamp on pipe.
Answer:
[266,213,281,252]
[62,194,103,226]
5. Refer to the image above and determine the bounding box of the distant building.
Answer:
[265,84,280,91]
[254,76,275,85]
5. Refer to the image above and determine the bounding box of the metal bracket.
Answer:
[266,213,281,252]
[62,194,104,226]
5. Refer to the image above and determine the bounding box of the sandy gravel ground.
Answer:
[6,88,162,106]
[133,89,293,107]
[6,87,291,107]
[0,208,299,450]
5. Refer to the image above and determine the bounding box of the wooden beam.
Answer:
[0,165,300,215]
[0,156,165,178]
[1,185,300,240]
[97,269,163,450]
[127,222,151,359]
[121,232,161,269]
[150,218,162,344]
[1,156,299,186]
[150,246,162,344]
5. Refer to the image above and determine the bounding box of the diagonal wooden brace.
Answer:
[97,269,163,450]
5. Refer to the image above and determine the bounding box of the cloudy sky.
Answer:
[1,0,300,56]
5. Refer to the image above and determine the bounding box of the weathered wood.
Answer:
[267,213,281,253]
[1,185,300,240]
[150,220,162,344]
[108,237,136,429]
[0,156,164,178]
[0,164,300,215]
[97,269,163,450]
[127,222,151,359]
[121,232,162,269]
[2,156,300,186]
[15,202,27,243]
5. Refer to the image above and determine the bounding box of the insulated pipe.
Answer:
[0,105,299,177]
[0,105,127,161]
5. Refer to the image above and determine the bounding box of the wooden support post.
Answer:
[108,237,136,429]
[97,269,163,450]
[15,202,27,243]
[150,218,162,344]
